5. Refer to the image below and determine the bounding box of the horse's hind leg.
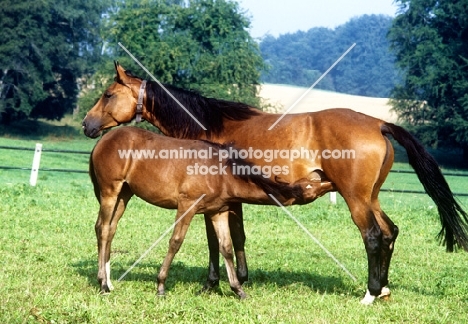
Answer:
[96,182,133,293]
[156,208,196,296]
[361,207,398,305]
[369,137,398,301]
[211,211,247,299]
[342,197,384,305]
[372,205,399,300]
[228,204,248,284]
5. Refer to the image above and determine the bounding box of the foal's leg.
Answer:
[203,203,248,292]
[211,211,247,299]
[95,183,133,293]
[156,209,196,296]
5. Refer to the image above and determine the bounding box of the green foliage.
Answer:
[0,0,108,123]
[82,0,264,111]
[388,0,468,162]
[260,15,400,98]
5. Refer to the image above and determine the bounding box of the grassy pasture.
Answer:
[1,132,468,323]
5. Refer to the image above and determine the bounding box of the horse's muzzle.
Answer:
[82,119,102,138]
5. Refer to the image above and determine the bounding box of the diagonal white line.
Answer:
[118,194,206,282]
[268,194,357,282]
[268,43,357,130]
[118,42,207,130]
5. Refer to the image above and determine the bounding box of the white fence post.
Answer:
[30,143,42,186]
[329,191,337,204]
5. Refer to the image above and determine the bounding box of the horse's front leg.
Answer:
[202,213,220,291]
[95,186,132,293]
[95,202,121,292]
[211,211,247,299]
[96,212,112,293]
[157,209,196,296]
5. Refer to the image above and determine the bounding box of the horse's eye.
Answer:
[104,92,113,99]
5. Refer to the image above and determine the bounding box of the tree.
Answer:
[388,0,468,164]
[333,15,400,97]
[260,29,337,91]
[86,0,264,109]
[260,15,400,97]
[0,0,108,123]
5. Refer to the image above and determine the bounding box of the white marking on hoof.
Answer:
[378,286,391,299]
[306,184,313,189]
[105,261,114,291]
[360,290,376,305]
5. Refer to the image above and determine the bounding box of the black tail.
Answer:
[382,122,468,252]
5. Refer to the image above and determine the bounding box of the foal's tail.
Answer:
[381,122,468,252]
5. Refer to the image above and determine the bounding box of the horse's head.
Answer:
[82,62,144,138]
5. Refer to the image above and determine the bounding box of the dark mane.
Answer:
[129,71,259,138]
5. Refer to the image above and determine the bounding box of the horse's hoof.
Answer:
[202,280,219,292]
[360,290,376,305]
[238,291,248,300]
[378,286,391,300]
[237,275,248,286]
[100,284,111,295]
[380,294,390,301]
[107,281,115,291]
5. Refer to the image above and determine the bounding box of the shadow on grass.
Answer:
[71,258,349,297]
[0,119,82,140]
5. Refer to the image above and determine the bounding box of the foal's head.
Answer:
[82,62,143,138]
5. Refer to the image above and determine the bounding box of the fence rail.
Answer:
[0,145,90,154]
[1,144,467,196]
[0,145,89,175]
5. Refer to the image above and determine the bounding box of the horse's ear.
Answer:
[114,61,131,85]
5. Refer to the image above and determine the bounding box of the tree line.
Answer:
[0,0,264,123]
[259,14,400,98]
[0,0,467,164]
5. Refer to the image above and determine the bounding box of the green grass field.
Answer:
[1,123,468,323]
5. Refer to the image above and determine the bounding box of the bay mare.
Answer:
[90,126,312,298]
[83,62,468,304]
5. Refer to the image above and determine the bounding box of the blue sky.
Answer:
[237,0,400,38]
